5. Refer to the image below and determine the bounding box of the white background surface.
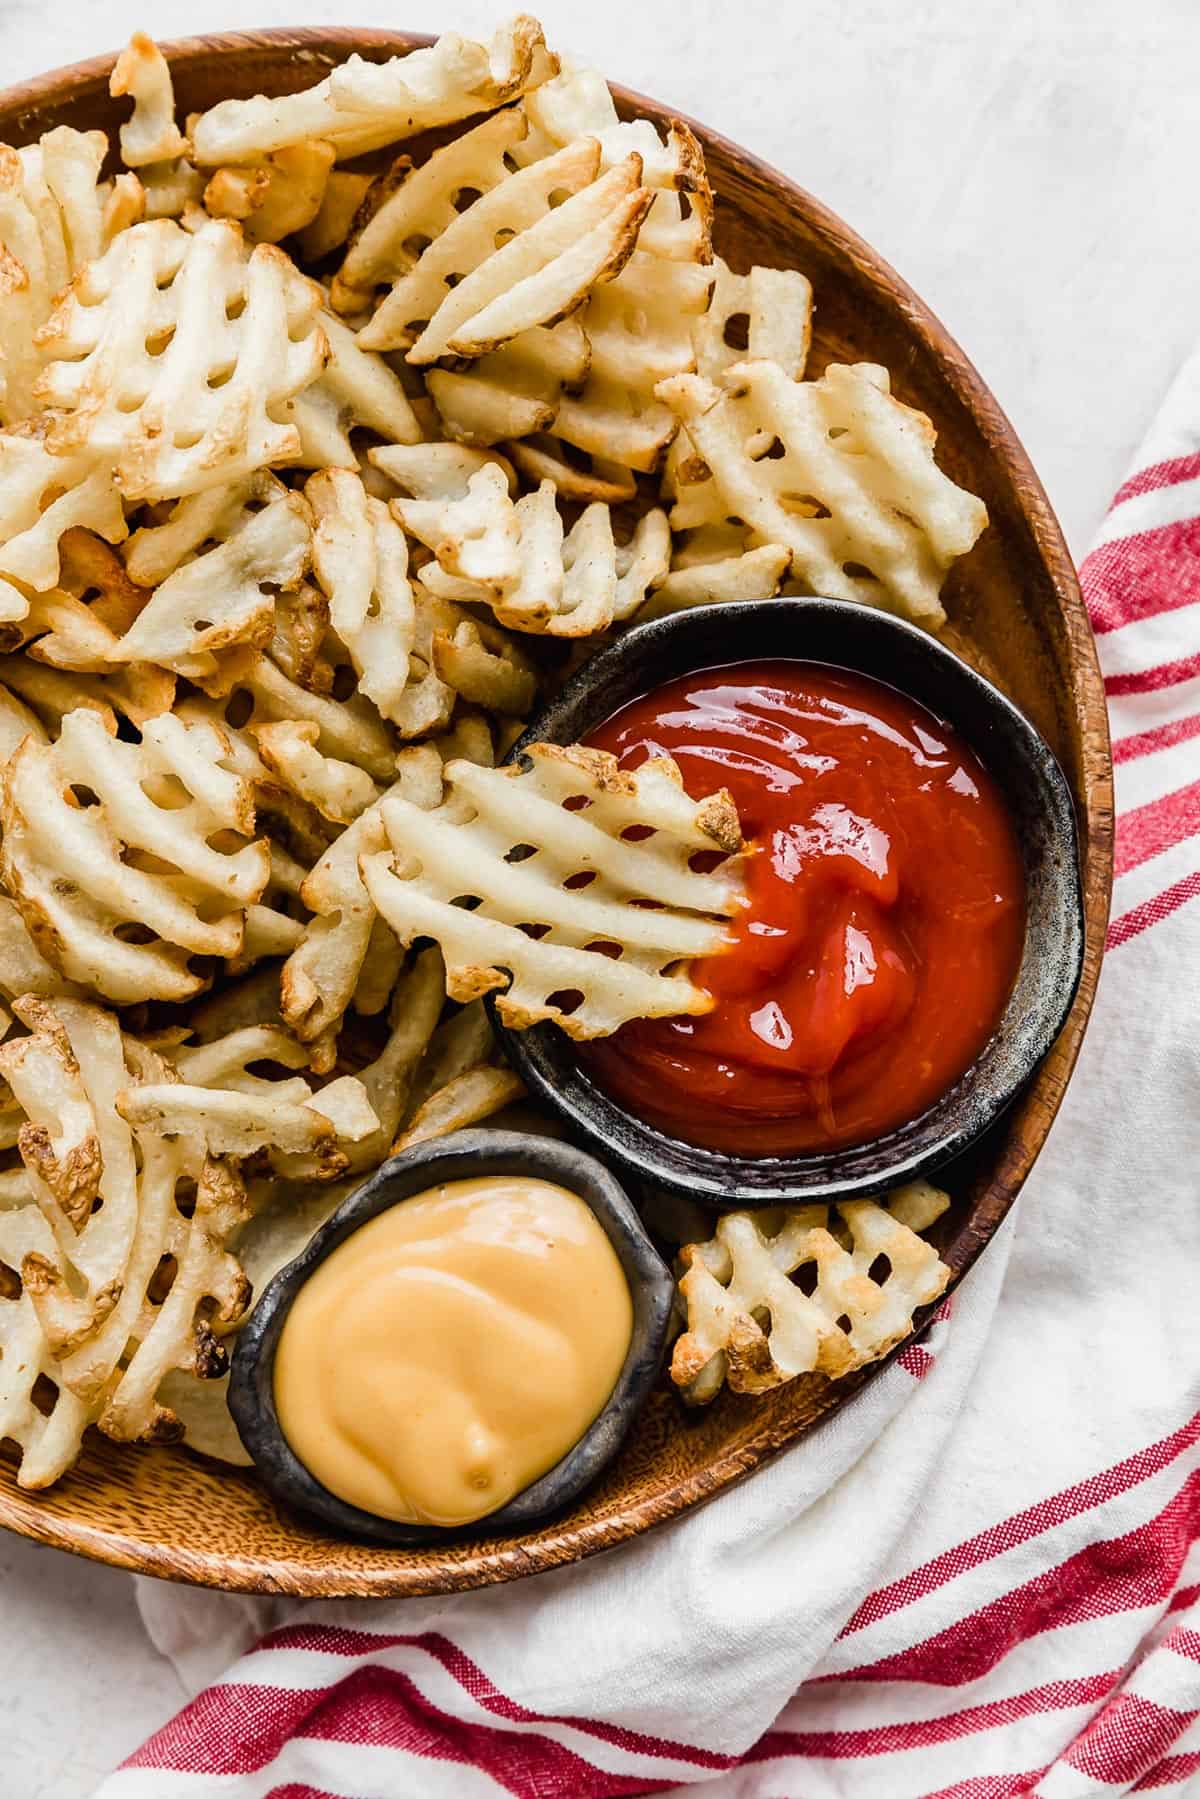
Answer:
[0,1,1196,1793]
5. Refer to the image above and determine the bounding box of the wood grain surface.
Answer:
[0,28,1114,1598]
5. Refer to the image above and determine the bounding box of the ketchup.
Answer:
[579,660,1025,1156]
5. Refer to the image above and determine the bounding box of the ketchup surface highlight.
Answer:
[579,660,1025,1156]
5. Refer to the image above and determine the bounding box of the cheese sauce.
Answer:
[580,660,1025,1155]
[273,1176,633,1528]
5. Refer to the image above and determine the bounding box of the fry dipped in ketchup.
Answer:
[580,660,1025,1155]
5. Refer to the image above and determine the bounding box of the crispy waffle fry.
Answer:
[107,477,311,679]
[428,607,537,715]
[421,316,590,453]
[362,742,743,1037]
[253,719,382,825]
[408,156,648,364]
[110,34,188,168]
[370,439,517,500]
[0,643,170,732]
[295,171,373,265]
[35,217,328,501]
[338,946,446,1171]
[400,467,669,635]
[671,1183,952,1404]
[279,719,496,1055]
[1,708,269,1003]
[308,466,455,735]
[58,529,152,637]
[10,1010,252,1437]
[332,108,530,312]
[392,458,521,585]
[287,310,421,470]
[551,235,710,472]
[9,584,174,730]
[0,128,142,424]
[140,155,205,222]
[642,534,791,619]
[358,137,599,350]
[0,431,127,593]
[0,654,115,734]
[199,645,397,781]
[0,1204,98,1486]
[0,995,251,1449]
[504,434,636,504]
[267,581,334,695]
[191,19,556,166]
[361,142,646,358]
[657,360,989,628]
[694,256,813,383]
[0,683,46,766]
[117,1075,375,1177]
[204,141,336,245]
[396,1063,524,1150]
[515,77,714,471]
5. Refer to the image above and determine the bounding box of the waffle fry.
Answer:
[1,708,269,1003]
[361,144,648,360]
[117,1074,376,1176]
[108,477,311,679]
[35,217,327,501]
[110,34,188,169]
[140,156,206,223]
[671,1184,952,1404]
[6,576,174,729]
[0,997,254,1451]
[279,719,496,1056]
[0,1203,99,1486]
[0,654,115,734]
[308,466,454,735]
[643,532,791,618]
[363,742,743,1037]
[204,141,336,245]
[0,432,127,594]
[504,434,636,504]
[191,19,556,166]
[371,439,517,499]
[253,719,382,825]
[198,645,398,781]
[658,360,989,628]
[332,107,530,313]
[0,129,140,424]
[515,74,714,471]
[295,171,373,264]
[287,310,421,471]
[0,684,45,767]
[401,468,669,635]
[694,256,813,383]
[6,997,149,1379]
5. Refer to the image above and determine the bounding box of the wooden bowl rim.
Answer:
[0,26,1114,1598]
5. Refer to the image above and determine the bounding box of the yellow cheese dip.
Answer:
[273,1175,634,1528]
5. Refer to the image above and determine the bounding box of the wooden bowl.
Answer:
[0,28,1113,1598]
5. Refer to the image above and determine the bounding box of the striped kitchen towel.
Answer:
[96,347,1200,1798]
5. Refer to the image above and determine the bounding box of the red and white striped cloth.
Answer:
[96,354,1200,1799]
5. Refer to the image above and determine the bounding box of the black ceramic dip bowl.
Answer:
[489,599,1086,1207]
[228,1130,675,1545]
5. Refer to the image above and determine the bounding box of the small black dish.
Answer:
[228,1130,675,1546]
[490,598,1086,1207]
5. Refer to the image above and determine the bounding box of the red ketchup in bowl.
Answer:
[579,660,1025,1156]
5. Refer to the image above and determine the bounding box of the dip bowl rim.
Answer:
[228,1129,676,1545]
[489,598,1087,1207]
